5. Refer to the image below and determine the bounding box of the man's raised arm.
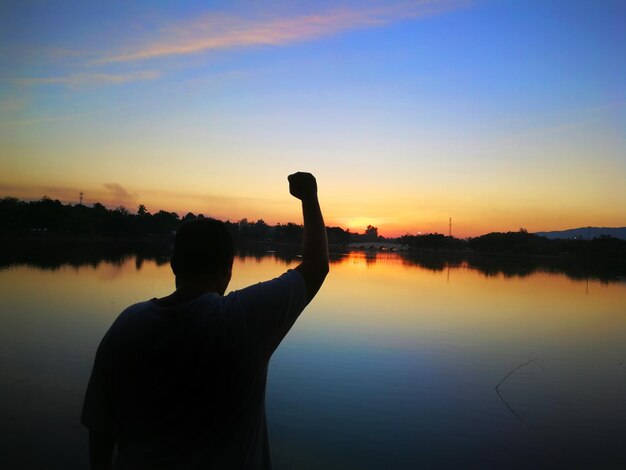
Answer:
[289,172,329,302]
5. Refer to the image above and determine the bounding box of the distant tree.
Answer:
[274,222,303,242]
[401,233,445,250]
[151,210,180,234]
[327,226,350,246]
[252,219,270,239]
[182,212,196,223]
[137,204,149,216]
[365,225,378,242]
[1,196,19,206]
[0,197,23,230]
[469,230,549,254]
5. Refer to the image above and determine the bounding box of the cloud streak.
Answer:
[16,71,160,87]
[98,0,467,63]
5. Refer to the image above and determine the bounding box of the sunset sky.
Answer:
[1,0,625,237]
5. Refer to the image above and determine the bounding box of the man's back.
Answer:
[83,270,307,469]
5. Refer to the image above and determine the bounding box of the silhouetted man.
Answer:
[82,172,329,469]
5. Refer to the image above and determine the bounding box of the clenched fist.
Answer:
[288,172,317,201]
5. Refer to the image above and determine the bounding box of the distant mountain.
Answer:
[535,227,626,240]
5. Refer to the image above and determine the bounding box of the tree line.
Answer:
[1,196,625,259]
[0,196,332,243]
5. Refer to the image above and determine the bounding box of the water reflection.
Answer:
[1,240,624,284]
[0,249,625,468]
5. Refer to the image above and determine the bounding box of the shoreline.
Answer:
[1,231,624,262]
[1,232,624,280]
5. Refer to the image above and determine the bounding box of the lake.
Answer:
[1,248,625,468]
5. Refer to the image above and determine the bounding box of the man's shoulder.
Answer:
[117,299,156,321]
[225,269,307,312]
[228,269,306,297]
[106,299,173,339]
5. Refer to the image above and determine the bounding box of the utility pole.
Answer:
[79,191,84,206]
[449,217,452,237]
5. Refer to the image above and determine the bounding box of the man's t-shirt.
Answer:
[82,269,308,469]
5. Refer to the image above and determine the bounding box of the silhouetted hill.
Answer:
[535,227,626,240]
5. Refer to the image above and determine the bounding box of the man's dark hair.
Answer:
[170,218,234,279]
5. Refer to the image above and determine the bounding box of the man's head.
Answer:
[170,218,234,294]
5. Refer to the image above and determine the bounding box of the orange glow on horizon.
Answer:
[1,179,624,239]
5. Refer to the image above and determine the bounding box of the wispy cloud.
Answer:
[43,47,86,58]
[98,0,467,63]
[103,183,138,207]
[0,95,79,127]
[16,71,160,87]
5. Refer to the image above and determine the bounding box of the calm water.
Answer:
[1,251,625,469]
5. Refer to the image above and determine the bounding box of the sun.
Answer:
[339,217,382,233]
